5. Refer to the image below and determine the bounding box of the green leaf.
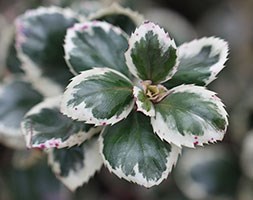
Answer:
[48,137,103,191]
[164,37,229,88]
[6,38,23,74]
[0,77,43,149]
[89,3,144,35]
[133,86,155,117]
[21,97,101,149]
[125,21,178,84]
[15,7,79,96]
[151,85,228,148]
[61,68,134,126]
[64,20,130,77]
[100,112,181,187]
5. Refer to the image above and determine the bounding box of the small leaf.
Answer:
[125,21,178,84]
[151,85,228,148]
[0,77,43,149]
[48,137,103,191]
[100,112,181,188]
[89,3,144,35]
[133,86,155,117]
[164,37,229,88]
[61,68,134,126]
[22,97,101,149]
[64,21,130,77]
[15,7,79,96]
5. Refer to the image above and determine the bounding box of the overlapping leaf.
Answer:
[48,137,103,191]
[100,112,181,187]
[22,97,101,149]
[15,7,79,96]
[61,68,134,126]
[151,85,228,148]
[125,21,178,84]
[164,37,229,88]
[0,77,43,149]
[64,21,130,77]
[89,3,144,35]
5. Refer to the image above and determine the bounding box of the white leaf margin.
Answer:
[151,84,228,148]
[64,20,129,75]
[178,37,229,85]
[88,3,144,27]
[99,131,181,188]
[15,6,81,97]
[47,138,103,191]
[21,96,101,149]
[61,67,134,126]
[133,86,155,117]
[125,21,179,83]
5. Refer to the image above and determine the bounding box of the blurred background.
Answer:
[0,0,253,199]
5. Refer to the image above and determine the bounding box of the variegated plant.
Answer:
[61,20,229,187]
[0,3,229,192]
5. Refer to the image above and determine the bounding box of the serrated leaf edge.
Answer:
[99,131,181,188]
[178,37,229,86]
[151,84,228,148]
[61,67,134,126]
[21,96,102,149]
[133,86,155,117]
[125,21,179,83]
[64,20,129,75]
[47,139,103,191]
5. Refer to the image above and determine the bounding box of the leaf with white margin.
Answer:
[133,86,155,117]
[15,7,80,96]
[125,21,178,84]
[64,21,130,77]
[151,85,228,148]
[0,77,43,149]
[164,37,229,88]
[88,3,144,35]
[48,136,103,191]
[21,97,101,149]
[61,68,134,126]
[100,112,181,188]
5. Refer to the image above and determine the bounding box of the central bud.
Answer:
[141,80,169,103]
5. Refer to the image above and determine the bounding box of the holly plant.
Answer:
[0,4,228,191]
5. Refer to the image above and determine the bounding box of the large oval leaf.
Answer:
[48,136,103,191]
[61,68,134,126]
[100,112,181,188]
[0,77,43,149]
[89,3,144,35]
[22,97,101,149]
[125,21,178,84]
[15,7,79,96]
[64,21,130,77]
[164,37,229,88]
[151,85,228,148]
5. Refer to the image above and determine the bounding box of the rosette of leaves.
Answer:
[61,20,229,187]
